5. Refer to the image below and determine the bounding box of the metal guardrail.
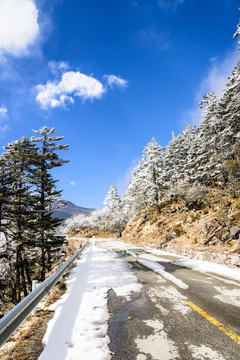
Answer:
[0,239,89,347]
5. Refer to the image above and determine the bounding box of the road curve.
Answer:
[97,238,240,360]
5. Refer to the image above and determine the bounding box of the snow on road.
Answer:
[39,240,142,360]
[138,259,189,290]
[173,258,240,283]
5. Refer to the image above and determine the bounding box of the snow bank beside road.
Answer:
[39,241,141,360]
[173,258,240,283]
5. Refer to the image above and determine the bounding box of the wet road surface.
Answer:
[97,239,240,360]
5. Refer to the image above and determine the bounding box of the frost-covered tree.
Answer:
[103,185,126,236]
[192,93,224,185]
[122,158,148,216]
[233,8,240,50]
[165,125,198,189]
[218,61,240,161]
[103,185,121,209]
[142,138,165,210]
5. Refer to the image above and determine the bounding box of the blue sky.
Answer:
[0,0,239,209]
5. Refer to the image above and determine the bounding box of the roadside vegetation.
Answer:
[0,127,68,313]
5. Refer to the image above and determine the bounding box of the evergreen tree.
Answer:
[142,138,165,210]
[193,93,224,185]
[218,61,240,161]
[165,125,198,189]
[31,126,69,281]
[123,157,148,216]
[103,185,121,209]
[233,8,240,50]
[1,137,37,303]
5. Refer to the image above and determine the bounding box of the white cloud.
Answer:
[104,75,128,88]
[0,124,10,136]
[70,181,76,186]
[36,69,128,110]
[136,24,170,50]
[0,105,9,136]
[0,0,39,58]
[48,60,69,75]
[181,47,239,125]
[36,71,105,109]
[0,105,7,117]
[158,0,185,10]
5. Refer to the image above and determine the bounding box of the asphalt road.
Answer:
[97,239,240,360]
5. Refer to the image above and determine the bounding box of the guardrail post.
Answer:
[31,280,39,315]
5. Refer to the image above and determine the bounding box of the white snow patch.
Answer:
[125,250,137,257]
[188,344,226,360]
[146,247,183,259]
[154,285,190,315]
[39,241,141,360]
[147,289,170,316]
[100,239,142,252]
[139,253,170,262]
[173,258,240,283]
[214,286,240,308]
[138,259,189,290]
[210,274,240,287]
[135,319,179,359]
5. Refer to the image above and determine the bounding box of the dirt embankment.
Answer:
[69,228,118,239]
[120,190,240,267]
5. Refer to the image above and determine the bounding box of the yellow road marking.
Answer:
[131,260,143,269]
[187,301,240,345]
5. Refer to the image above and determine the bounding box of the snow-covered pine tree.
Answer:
[122,138,165,217]
[103,185,121,209]
[233,8,240,50]
[218,61,240,161]
[31,126,69,281]
[122,157,149,217]
[162,124,198,200]
[142,138,165,210]
[103,185,126,236]
[193,92,225,186]
[216,61,240,193]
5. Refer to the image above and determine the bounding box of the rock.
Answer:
[221,232,230,242]
[165,233,175,242]
[168,205,179,214]
[230,226,240,239]
[205,224,223,244]
[208,237,220,246]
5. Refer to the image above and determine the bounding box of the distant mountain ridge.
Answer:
[53,201,95,220]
